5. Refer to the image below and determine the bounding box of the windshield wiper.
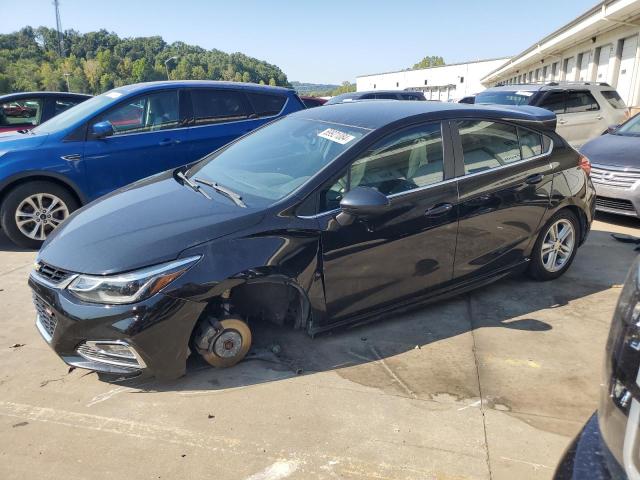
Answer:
[194,178,246,208]
[175,171,211,200]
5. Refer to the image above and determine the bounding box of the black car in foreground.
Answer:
[555,255,640,480]
[581,113,640,218]
[29,101,596,379]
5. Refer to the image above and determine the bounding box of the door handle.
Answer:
[425,203,453,217]
[159,139,175,146]
[558,120,567,125]
[596,115,604,120]
[525,173,544,185]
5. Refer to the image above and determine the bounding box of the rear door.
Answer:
[183,88,286,160]
[83,89,189,198]
[452,119,552,281]
[562,90,605,147]
[319,121,459,321]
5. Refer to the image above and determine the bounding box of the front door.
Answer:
[83,90,189,199]
[452,119,552,280]
[319,122,459,322]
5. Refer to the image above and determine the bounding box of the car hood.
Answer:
[580,134,640,168]
[39,172,265,274]
[0,131,49,152]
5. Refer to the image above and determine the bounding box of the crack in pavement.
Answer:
[466,293,493,480]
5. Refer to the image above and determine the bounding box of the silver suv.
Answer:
[476,82,628,148]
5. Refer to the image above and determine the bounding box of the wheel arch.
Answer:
[0,171,87,208]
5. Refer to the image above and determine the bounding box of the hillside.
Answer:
[0,27,290,94]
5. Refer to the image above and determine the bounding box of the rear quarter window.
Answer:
[246,92,286,117]
[601,90,626,109]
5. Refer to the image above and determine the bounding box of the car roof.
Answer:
[483,82,617,92]
[0,91,92,101]
[112,80,295,95]
[290,100,556,130]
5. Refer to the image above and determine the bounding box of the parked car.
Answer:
[554,255,640,480]
[325,90,426,104]
[29,101,595,379]
[0,92,91,134]
[580,113,640,218]
[0,81,305,248]
[475,82,628,148]
[300,96,327,108]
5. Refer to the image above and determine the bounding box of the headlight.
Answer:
[68,255,200,304]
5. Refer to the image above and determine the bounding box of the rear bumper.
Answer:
[554,413,625,480]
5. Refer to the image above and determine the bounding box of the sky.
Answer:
[1,0,597,84]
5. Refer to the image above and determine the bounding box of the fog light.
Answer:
[76,341,146,369]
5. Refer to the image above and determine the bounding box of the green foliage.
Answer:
[307,81,356,97]
[0,26,290,94]
[412,55,445,70]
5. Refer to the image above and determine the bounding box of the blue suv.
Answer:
[0,81,305,248]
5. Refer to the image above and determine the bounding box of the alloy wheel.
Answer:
[15,193,69,241]
[540,219,575,273]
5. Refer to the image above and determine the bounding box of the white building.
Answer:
[356,58,509,101]
[481,0,640,108]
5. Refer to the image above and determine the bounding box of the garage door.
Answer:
[617,35,638,105]
[565,57,576,80]
[596,44,613,82]
[578,51,591,81]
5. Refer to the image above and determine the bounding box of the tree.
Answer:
[269,77,276,86]
[412,55,445,70]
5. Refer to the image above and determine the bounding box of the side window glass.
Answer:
[191,89,252,125]
[246,93,286,117]
[319,172,348,212]
[457,120,521,174]
[0,98,43,127]
[518,127,543,159]
[350,123,444,196]
[539,92,566,114]
[99,91,179,135]
[55,98,82,116]
[375,93,398,100]
[565,91,600,113]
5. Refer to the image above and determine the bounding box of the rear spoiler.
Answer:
[497,105,557,132]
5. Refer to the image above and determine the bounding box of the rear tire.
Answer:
[527,209,580,281]
[0,181,79,249]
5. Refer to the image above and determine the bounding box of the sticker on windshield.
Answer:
[105,91,123,99]
[515,90,534,97]
[318,128,356,145]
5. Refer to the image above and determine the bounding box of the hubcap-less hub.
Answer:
[541,219,575,273]
[15,193,69,241]
[213,330,243,358]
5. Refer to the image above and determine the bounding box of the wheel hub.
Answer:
[541,219,575,273]
[15,193,69,241]
[213,330,243,358]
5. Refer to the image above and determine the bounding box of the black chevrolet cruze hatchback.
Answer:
[29,101,596,379]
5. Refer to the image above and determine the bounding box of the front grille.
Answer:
[591,165,640,190]
[34,262,73,284]
[595,196,636,212]
[33,294,57,341]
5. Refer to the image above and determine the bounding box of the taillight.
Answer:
[579,155,591,176]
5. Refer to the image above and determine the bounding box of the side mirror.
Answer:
[336,187,390,226]
[91,121,114,139]
[607,124,620,134]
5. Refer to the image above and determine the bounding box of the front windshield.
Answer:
[32,91,123,134]
[188,116,370,206]
[615,114,640,136]
[475,90,534,106]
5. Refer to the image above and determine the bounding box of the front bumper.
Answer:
[29,274,206,379]
[554,413,625,480]
[592,165,640,218]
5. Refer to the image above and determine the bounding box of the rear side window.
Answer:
[565,91,599,113]
[246,92,286,117]
[375,93,399,100]
[538,91,566,114]
[457,120,521,173]
[0,98,43,127]
[191,89,252,125]
[518,128,543,159]
[55,98,83,116]
[601,90,626,109]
